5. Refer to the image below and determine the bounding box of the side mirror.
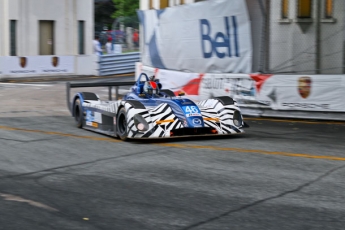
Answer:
[178,92,185,96]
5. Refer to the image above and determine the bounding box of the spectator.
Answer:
[93,35,103,55]
[105,36,113,54]
[133,29,139,48]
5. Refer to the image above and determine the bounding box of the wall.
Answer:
[0,0,95,77]
[0,0,10,56]
[246,0,266,73]
[269,0,344,74]
[320,0,345,74]
[5,0,93,56]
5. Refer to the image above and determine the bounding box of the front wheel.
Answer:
[116,108,128,141]
[74,98,83,128]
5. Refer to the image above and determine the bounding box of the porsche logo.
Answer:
[298,76,311,99]
[52,56,59,67]
[19,57,27,68]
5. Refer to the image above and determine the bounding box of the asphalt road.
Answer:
[0,79,345,230]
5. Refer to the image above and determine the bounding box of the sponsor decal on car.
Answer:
[182,105,201,117]
[186,113,201,117]
[192,118,202,125]
[86,111,102,124]
[86,121,98,128]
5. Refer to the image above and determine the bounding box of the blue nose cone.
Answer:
[186,116,204,128]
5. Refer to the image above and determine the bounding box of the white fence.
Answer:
[136,63,345,121]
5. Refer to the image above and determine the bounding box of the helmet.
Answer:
[143,81,159,95]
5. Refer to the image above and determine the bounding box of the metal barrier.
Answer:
[98,52,140,76]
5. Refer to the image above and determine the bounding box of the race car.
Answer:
[66,73,248,140]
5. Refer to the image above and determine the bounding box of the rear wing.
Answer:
[66,81,135,113]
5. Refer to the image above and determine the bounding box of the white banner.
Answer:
[137,0,252,73]
[257,75,345,112]
[137,64,345,112]
[1,56,75,75]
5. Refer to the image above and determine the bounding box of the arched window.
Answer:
[325,0,333,18]
[281,0,289,19]
[297,0,312,18]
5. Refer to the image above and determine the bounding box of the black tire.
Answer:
[116,107,128,141]
[74,98,83,128]
[160,89,175,97]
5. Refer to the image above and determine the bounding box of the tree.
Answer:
[112,0,139,18]
[95,0,116,32]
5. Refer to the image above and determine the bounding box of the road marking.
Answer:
[0,125,344,161]
[245,117,345,125]
[156,143,345,161]
[0,193,58,212]
[0,83,52,87]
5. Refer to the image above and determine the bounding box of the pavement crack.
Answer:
[0,137,27,143]
[0,148,165,179]
[180,163,345,230]
[20,137,66,144]
[0,136,65,144]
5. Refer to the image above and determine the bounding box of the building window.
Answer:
[180,0,185,4]
[325,0,333,18]
[10,20,16,56]
[78,21,85,55]
[39,20,54,55]
[160,0,169,8]
[297,0,312,18]
[281,0,289,18]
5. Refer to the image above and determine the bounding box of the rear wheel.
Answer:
[74,98,83,128]
[116,108,128,141]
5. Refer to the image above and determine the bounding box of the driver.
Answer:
[143,80,158,96]
[143,75,160,96]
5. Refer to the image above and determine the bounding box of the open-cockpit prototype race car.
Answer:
[66,73,248,140]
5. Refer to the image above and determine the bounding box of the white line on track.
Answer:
[0,83,52,87]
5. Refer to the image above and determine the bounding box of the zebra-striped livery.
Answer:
[197,99,244,135]
[80,96,245,139]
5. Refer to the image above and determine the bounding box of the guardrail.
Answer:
[98,52,140,76]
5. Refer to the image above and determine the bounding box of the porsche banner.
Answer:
[137,0,252,73]
[1,56,75,75]
[255,74,345,112]
[137,64,345,112]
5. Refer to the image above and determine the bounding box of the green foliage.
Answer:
[112,0,140,18]
[95,0,116,32]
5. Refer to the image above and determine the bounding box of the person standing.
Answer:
[93,35,103,55]
[105,36,113,54]
[133,29,139,48]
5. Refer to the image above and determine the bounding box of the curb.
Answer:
[0,73,135,83]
